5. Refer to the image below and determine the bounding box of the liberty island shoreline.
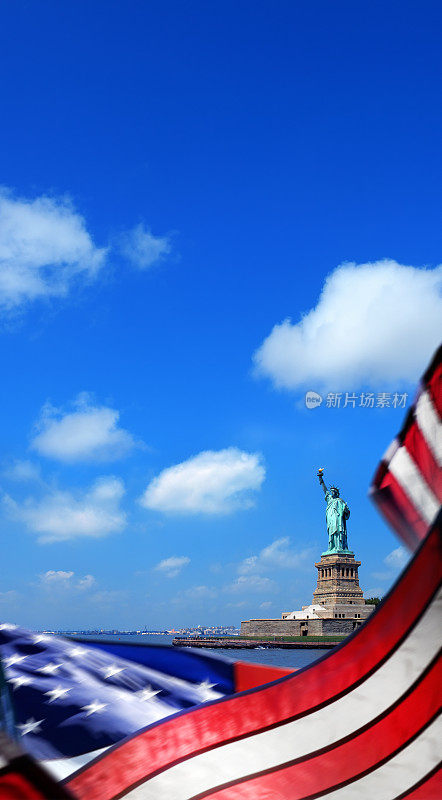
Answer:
[172,636,341,649]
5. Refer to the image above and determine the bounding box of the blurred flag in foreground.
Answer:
[371,345,441,551]
[1,346,441,799]
[0,729,73,800]
[0,626,290,785]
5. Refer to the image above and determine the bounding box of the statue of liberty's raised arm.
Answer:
[317,468,352,554]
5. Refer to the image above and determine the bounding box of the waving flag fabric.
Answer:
[1,346,441,799]
[0,627,290,784]
[65,520,441,800]
[0,731,73,800]
[371,345,441,551]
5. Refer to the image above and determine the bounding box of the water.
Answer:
[68,633,327,671]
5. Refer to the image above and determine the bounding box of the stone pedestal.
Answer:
[313,552,364,607]
[240,542,375,637]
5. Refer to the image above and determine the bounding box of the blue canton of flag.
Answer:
[0,624,233,781]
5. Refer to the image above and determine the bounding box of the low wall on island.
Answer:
[173,637,340,649]
[240,617,356,637]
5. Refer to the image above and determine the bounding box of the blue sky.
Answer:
[0,1,441,630]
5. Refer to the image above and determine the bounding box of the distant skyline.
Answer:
[35,626,239,634]
[0,1,441,630]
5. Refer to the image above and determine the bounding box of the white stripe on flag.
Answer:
[381,437,399,464]
[44,747,110,781]
[316,714,441,800]
[124,589,441,800]
[415,391,442,467]
[389,446,439,524]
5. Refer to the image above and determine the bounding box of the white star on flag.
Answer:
[81,700,107,717]
[39,662,63,674]
[102,664,125,679]
[17,718,44,736]
[136,686,161,702]
[198,679,221,701]
[68,647,87,658]
[8,675,31,691]
[44,685,71,703]
[4,653,27,668]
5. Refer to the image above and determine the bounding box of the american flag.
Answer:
[371,345,441,550]
[0,629,291,798]
[1,345,441,799]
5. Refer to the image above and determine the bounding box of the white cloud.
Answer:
[4,476,126,543]
[0,189,106,311]
[90,589,128,605]
[238,537,313,573]
[154,556,190,578]
[259,601,273,609]
[364,587,383,599]
[224,575,276,594]
[140,448,265,514]
[254,260,442,391]
[2,459,41,482]
[0,591,20,604]
[41,570,74,585]
[31,394,136,463]
[119,223,171,270]
[77,574,96,590]
[39,570,96,591]
[239,555,259,573]
[372,545,410,581]
[183,585,216,600]
[171,584,217,604]
[384,546,409,570]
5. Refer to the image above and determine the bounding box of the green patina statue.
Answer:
[317,468,353,555]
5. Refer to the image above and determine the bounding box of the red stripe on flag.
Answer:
[396,766,442,799]
[403,421,442,503]
[0,734,74,800]
[0,773,47,800]
[234,662,293,693]
[67,526,441,800]
[371,346,441,550]
[372,467,429,548]
[192,657,441,800]
[425,357,442,419]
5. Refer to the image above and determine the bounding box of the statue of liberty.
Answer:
[317,468,352,554]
